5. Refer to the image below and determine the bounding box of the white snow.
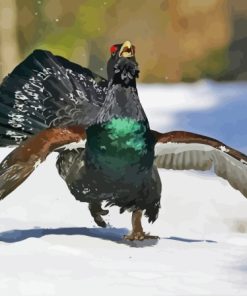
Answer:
[0,81,247,295]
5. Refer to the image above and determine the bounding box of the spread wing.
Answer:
[0,126,86,200]
[152,130,247,197]
[0,49,108,146]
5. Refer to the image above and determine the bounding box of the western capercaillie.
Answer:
[1,41,247,241]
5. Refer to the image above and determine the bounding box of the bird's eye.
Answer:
[110,45,118,55]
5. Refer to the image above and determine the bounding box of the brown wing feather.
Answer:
[0,126,86,200]
[152,130,247,198]
[152,130,247,163]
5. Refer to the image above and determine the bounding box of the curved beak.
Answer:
[119,40,135,58]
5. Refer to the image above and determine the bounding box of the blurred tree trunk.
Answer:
[0,0,20,80]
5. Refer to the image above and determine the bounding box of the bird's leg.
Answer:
[89,202,109,228]
[124,209,159,241]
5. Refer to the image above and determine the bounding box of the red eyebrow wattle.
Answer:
[110,45,118,53]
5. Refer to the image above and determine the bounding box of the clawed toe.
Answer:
[123,232,159,241]
[93,214,107,228]
[89,202,109,227]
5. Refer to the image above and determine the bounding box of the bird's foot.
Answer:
[123,232,159,241]
[93,214,108,228]
[89,203,109,228]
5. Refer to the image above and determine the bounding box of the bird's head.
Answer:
[107,40,139,85]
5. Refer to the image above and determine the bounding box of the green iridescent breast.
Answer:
[86,117,154,173]
[103,118,147,153]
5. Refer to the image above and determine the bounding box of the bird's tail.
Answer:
[0,96,47,147]
[0,49,107,147]
[0,51,54,147]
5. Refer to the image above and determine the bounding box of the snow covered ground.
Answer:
[0,81,247,295]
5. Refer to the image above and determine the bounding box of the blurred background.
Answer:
[0,0,246,82]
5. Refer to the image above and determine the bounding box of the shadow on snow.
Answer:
[0,227,216,247]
